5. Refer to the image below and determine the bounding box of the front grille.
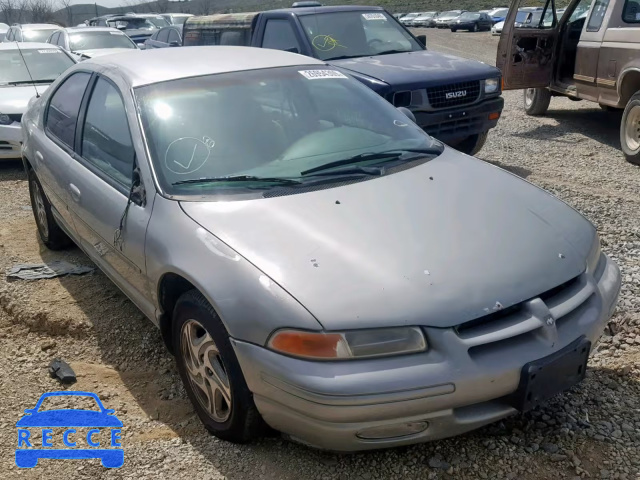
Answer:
[423,115,484,139]
[453,274,592,362]
[8,114,22,123]
[426,80,481,109]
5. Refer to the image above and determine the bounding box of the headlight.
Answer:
[587,232,602,273]
[485,77,500,93]
[0,113,11,125]
[267,327,427,360]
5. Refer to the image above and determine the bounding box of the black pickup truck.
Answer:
[183,6,504,155]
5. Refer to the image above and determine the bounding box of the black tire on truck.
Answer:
[620,91,640,165]
[523,87,551,116]
[453,131,488,156]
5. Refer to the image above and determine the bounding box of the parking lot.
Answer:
[0,28,639,479]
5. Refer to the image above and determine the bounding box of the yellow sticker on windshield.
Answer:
[312,34,346,51]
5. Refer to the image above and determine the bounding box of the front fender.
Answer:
[146,195,323,345]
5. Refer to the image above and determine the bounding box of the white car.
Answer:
[46,27,139,61]
[0,43,75,160]
[3,23,59,43]
[492,20,505,35]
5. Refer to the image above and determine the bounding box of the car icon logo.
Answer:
[15,391,123,468]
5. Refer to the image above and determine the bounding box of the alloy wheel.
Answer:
[624,105,640,153]
[524,88,536,108]
[32,179,49,238]
[180,319,232,422]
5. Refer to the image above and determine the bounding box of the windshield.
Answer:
[403,13,419,18]
[171,16,190,25]
[459,13,481,20]
[107,18,155,30]
[418,12,435,18]
[489,8,509,17]
[145,16,170,28]
[23,28,57,42]
[69,30,136,50]
[299,11,422,61]
[136,66,440,197]
[0,49,74,84]
[440,11,461,18]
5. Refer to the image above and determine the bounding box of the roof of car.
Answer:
[0,41,58,50]
[17,23,59,30]
[62,26,119,33]
[270,5,385,15]
[81,46,325,87]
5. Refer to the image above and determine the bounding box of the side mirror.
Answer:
[397,106,416,123]
[416,34,426,47]
[284,46,299,53]
[116,25,126,30]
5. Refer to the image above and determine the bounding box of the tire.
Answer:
[472,23,478,32]
[451,28,457,32]
[172,290,267,443]
[453,131,489,156]
[27,169,71,250]
[523,88,551,116]
[620,91,640,165]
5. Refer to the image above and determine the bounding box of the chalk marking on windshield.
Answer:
[312,34,346,51]
[164,137,211,175]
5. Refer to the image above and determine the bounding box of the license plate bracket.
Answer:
[510,336,591,412]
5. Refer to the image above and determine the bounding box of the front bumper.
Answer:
[0,123,22,160]
[232,254,620,452]
[413,95,504,142]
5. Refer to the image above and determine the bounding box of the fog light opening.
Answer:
[356,421,429,440]
[489,112,501,120]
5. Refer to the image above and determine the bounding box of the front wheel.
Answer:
[173,290,267,443]
[471,23,478,32]
[523,88,551,116]
[453,131,489,156]
[620,92,640,165]
[451,27,457,32]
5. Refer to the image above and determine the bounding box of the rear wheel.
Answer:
[523,88,551,116]
[453,131,488,156]
[27,169,71,250]
[620,91,640,165]
[173,290,267,443]
[451,27,457,32]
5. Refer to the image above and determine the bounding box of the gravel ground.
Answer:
[0,30,639,480]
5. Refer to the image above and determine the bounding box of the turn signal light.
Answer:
[489,112,501,120]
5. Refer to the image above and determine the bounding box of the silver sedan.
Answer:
[21,46,621,452]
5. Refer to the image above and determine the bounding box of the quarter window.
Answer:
[81,78,135,187]
[157,28,169,43]
[262,19,302,53]
[622,0,640,22]
[587,0,610,30]
[168,29,180,44]
[46,72,91,149]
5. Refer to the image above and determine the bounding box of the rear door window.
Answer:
[157,28,169,43]
[168,29,180,44]
[45,72,92,149]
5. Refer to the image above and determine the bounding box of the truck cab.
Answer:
[498,0,640,164]
[183,6,504,155]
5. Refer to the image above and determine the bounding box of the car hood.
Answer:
[330,50,500,89]
[75,48,135,59]
[181,149,594,330]
[0,85,49,114]
[16,410,123,427]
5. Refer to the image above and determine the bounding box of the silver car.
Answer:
[22,46,621,452]
[46,27,138,60]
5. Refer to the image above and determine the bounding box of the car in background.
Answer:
[399,12,420,25]
[488,7,509,23]
[46,27,138,60]
[104,15,159,47]
[144,25,182,49]
[451,12,493,32]
[404,12,430,27]
[0,43,75,160]
[412,12,438,27]
[134,13,171,29]
[435,10,465,28]
[87,14,120,26]
[22,45,621,453]
[161,13,193,25]
[3,24,59,43]
[492,9,534,35]
[0,23,8,42]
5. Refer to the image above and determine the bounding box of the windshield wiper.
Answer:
[301,148,442,176]
[375,49,412,56]
[172,175,302,186]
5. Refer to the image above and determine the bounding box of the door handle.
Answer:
[69,183,81,202]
